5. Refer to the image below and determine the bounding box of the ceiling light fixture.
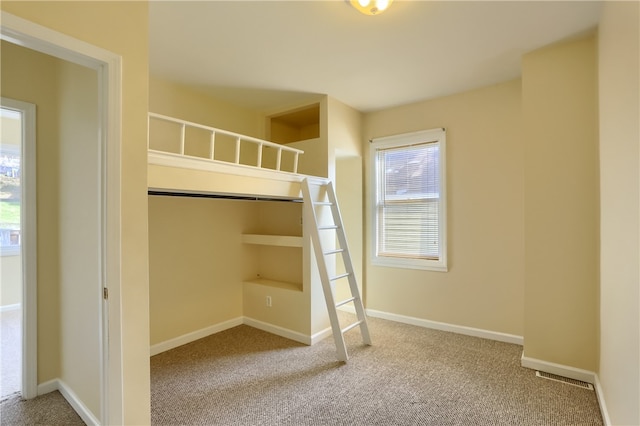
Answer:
[350,0,393,16]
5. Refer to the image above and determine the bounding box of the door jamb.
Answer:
[0,11,123,425]
[0,97,37,400]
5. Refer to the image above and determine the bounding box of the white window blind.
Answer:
[371,129,447,271]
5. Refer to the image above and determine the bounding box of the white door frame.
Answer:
[1,12,123,425]
[0,97,37,400]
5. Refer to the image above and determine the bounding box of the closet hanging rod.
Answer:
[148,190,303,203]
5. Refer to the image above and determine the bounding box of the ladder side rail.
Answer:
[301,180,349,362]
[325,182,372,345]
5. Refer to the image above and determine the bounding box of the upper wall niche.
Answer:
[267,103,320,144]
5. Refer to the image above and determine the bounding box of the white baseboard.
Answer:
[243,316,312,345]
[520,353,596,384]
[310,326,332,345]
[593,374,612,426]
[148,308,523,358]
[150,317,243,356]
[37,379,58,395]
[150,316,333,356]
[37,379,100,426]
[366,309,524,345]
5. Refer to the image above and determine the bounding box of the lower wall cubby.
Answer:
[242,280,310,337]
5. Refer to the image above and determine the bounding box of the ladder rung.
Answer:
[301,178,371,361]
[330,272,350,282]
[341,320,364,334]
[324,249,344,256]
[335,297,356,308]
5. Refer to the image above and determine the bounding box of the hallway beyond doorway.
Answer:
[1,306,21,398]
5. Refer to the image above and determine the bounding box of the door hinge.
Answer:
[103,287,109,300]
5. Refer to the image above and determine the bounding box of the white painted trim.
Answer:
[243,317,312,345]
[367,309,524,345]
[21,97,37,402]
[149,317,334,357]
[36,379,99,426]
[58,379,101,426]
[369,128,448,272]
[37,379,58,396]
[149,150,306,183]
[593,375,612,426]
[98,40,123,426]
[0,13,117,70]
[520,352,596,384]
[310,326,333,345]
[1,11,123,425]
[0,303,21,313]
[150,317,243,356]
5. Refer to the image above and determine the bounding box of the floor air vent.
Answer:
[535,371,594,390]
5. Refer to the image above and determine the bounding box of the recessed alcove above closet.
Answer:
[267,103,320,144]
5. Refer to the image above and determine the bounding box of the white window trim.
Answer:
[369,128,447,272]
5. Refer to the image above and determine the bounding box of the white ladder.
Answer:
[301,178,371,362]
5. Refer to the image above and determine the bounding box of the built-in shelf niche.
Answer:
[268,103,320,144]
[242,233,303,292]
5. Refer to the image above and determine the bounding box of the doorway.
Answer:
[1,40,103,422]
[0,99,36,400]
[1,11,123,424]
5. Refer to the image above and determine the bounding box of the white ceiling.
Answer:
[149,1,601,113]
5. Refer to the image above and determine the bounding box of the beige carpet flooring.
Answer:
[0,313,604,425]
[151,314,603,425]
[0,391,84,425]
[0,309,83,425]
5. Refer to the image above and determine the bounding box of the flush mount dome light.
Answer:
[350,0,393,15]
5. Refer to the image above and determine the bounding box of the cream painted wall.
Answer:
[286,137,328,178]
[149,76,266,168]
[148,195,311,342]
[598,2,640,424]
[328,97,363,158]
[1,40,62,386]
[522,35,599,371]
[57,59,101,419]
[2,38,103,419]
[243,201,310,334]
[336,157,364,305]
[265,97,329,178]
[1,2,151,424]
[363,79,524,336]
[148,196,253,345]
[150,75,263,138]
[147,75,317,340]
[327,97,365,305]
[0,255,21,306]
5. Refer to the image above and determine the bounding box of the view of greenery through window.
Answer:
[1,107,21,249]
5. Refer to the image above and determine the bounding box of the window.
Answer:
[370,128,447,271]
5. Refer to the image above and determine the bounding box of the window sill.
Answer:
[371,257,448,272]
